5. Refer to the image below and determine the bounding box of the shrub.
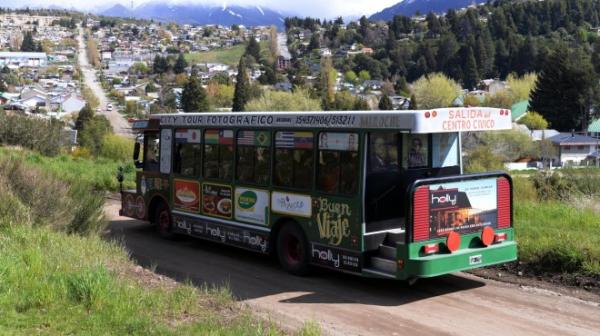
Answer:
[100,134,134,162]
[0,111,65,156]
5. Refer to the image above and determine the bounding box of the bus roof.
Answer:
[149,107,512,134]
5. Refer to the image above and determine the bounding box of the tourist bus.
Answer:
[120,108,517,280]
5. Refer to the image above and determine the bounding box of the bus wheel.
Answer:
[156,203,175,239]
[276,223,310,276]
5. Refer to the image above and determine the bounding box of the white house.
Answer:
[548,132,600,166]
[0,52,48,67]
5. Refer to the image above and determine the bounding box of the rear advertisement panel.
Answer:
[428,178,497,237]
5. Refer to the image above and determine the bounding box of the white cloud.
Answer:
[12,0,401,17]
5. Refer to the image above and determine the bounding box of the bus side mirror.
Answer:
[133,142,143,168]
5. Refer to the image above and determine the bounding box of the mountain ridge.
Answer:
[370,0,489,21]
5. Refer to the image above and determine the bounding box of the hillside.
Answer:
[370,0,488,21]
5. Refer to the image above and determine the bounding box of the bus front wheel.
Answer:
[276,223,311,276]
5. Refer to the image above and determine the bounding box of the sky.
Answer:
[4,0,401,17]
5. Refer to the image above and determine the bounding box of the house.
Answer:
[53,93,86,113]
[548,132,600,166]
[0,52,48,67]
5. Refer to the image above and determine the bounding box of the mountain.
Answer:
[370,0,488,21]
[100,2,287,28]
[101,4,134,18]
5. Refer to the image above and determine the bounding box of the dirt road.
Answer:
[104,200,600,335]
[77,26,131,137]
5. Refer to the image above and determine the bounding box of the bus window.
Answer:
[274,131,313,189]
[317,132,359,195]
[173,129,202,177]
[368,133,399,173]
[402,134,429,169]
[432,133,459,168]
[144,132,160,172]
[236,130,271,186]
[203,129,234,181]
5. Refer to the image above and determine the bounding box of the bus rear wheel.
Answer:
[276,223,310,276]
[156,203,175,239]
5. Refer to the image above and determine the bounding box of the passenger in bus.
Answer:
[408,137,426,167]
[371,137,388,171]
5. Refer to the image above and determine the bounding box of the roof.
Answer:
[530,129,560,141]
[548,133,600,145]
[511,100,529,121]
[151,107,513,134]
[588,118,600,133]
[0,52,47,59]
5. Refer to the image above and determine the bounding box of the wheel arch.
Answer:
[147,194,169,223]
[269,216,303,255]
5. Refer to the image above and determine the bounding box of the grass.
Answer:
[185,44,246,66]
[0,148,136,192]
[512,176,600,277]
[0,225,280,335]
[185,41,271,66]
[514,201,600,276]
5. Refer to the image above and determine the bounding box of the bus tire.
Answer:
[276,222,311,276]
[156,202,175,239]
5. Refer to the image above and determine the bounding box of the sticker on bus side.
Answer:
[172,215,269,253]
[202,183,233,219]
[234,187,269,226]
[271,191,312,218]
[174,179,200,213]
[311,243,361,273]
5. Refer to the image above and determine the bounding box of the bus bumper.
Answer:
[403,241,518,279]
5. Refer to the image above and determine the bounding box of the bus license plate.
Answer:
[469,255,482,265]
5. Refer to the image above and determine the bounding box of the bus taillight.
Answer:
[497,177,511,229]
[413,186,430,241]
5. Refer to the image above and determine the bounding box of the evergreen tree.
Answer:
[75,103,94,131]
[174,53,188,74]
[409,94,418,109]
[232,57,250,112]
[153,55,169,74]
[245,36,261,61]
[530,45,598,131]
[308,33,320,50]
[20,31,36,52]
[378,94,393,110]
[181,74,209,112]
[463,47,480,90]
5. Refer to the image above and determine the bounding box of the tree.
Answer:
[75,103,94,131]
[153,55,169,74]
[320,57,336,108]
[378,94,393,110]
[518,111,549,130]
[308,33,320,50]
[344,70,357,84]
[412,73,461,109]
[245,89,321,111]
[463,47,480,91]
[507,72,537,104]
[181,74,209,112]
[20,31,36,52]
[174,53,188,74]
[232,57,250,112]
[358,70,371,82]
[125,100,138,116]
[530,46,598,131]
[245,36,261,61]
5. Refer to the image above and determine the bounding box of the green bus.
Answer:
[120,108,517,280]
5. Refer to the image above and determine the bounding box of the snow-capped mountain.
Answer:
[101,2,288,28]
[369,0,488,21]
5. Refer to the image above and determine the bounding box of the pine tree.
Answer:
[232,57,249,112]
[378,94,393,110]
[245,36,261,61]
[174,53,188,74]
[463,47,480,91]
[308,33,320,51]
[75,104,94,131]
[20,31,36,52]
[530,45,598,131]
[181,74,209,112]
[409,94,418,109]
[153,55,169,74]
